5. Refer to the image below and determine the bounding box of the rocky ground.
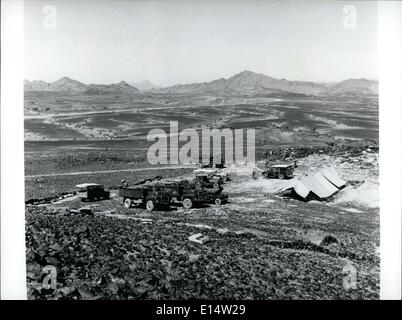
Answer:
[25,143,379,300]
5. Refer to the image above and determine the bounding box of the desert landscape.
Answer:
[24,70,380,299]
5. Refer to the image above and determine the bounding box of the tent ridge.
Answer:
[277,167,347,201]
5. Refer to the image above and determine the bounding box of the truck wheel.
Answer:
[212,182,220,189]
[214,198,222,205]
[124,198,132,209]
[182,198,193,209]
[146,200,155,211]
[278,174,284,180]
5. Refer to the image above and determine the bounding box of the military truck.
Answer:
[194,173,222,189]
[262,164,294,180]
[194,167,230,183]
[119,184,169,210]
[119,180,225,211]
[76,183,110,201]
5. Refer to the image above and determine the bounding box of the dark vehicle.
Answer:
[119,184,171,211]
[194,167,230,183]
[76,183,110,201]
[119,180,220,211]
[194,173,222,189]
[174,181,212,209]
[205,189,229,205]
[172,181,228,207]
[262,164,294,180]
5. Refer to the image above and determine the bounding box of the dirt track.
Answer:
[25,165,197,179]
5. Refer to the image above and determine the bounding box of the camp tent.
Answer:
[278,167,347,201]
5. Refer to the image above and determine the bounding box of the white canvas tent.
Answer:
[278,167,347,201]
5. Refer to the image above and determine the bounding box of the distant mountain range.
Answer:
[24,71,378,96]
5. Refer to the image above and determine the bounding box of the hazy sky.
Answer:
[24,0,378,86]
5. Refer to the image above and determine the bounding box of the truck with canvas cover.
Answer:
[119,180,223,211]
[119,184,171,211]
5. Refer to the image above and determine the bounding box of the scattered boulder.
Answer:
[79,208,93,216]
[320,235,338,247]
[188,254,200,263]
[188,233,210,244]
[74,225,90,237]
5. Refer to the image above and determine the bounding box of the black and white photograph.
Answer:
[1,0,401,304]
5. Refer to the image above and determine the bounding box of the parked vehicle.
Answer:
[262,164,294,180]
[119,184,170,211]
[194,167,230,182]
[119,180,225,211]
[76,183,110,201]
[194,173,222,189]
[205,190,229,205]
[174,181,214,209]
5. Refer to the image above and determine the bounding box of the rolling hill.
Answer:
[84,81,140,95]
[24,77,87,92]
[328,79,378,95]
[156,71,378,96]
[158,70,327,96]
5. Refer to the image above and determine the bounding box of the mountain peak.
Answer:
[239,70,257,75]
[117,81,130,86]
[54,76,76,83]
[50,77,87,91]
[84,81,139,95]
[130,79,159,91]
[231,70,259,78]
[229,70,274,82]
